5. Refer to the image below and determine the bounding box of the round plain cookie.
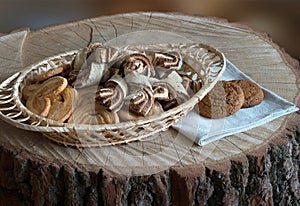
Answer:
[198,81,245,119]
[230,80,264,108]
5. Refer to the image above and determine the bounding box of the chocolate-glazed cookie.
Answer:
[230,80,264,108]
[198,81,244,118]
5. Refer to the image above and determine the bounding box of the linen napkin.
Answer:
[173,59,299,146]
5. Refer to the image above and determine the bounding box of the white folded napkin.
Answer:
[173,59,299,146]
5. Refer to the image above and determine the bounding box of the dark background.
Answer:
[1,0,300,60]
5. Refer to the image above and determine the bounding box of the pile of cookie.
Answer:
[22,67,78,122]
[197,80,264,119]
[21,43,200,124]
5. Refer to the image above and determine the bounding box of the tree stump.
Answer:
[0,12,299,206]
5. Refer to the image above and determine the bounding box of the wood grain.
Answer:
[0,12,299,205]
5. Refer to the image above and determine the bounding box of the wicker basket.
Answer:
[0,43,226,147]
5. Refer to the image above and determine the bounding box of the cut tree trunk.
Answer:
[0,12,299,206]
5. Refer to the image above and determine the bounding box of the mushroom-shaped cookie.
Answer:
[159,99,177,111]
[121,53,155,77]
[153,51,183,71]
[163,71,188,95]
[154,71,190,110]
[152,85,169,101]
[26,96,51,117]
[95,74,128,112]
[152,82,177,101]
[128,87,154,117]
[118,101,163,122]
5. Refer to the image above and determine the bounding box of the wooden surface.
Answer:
[0,12,299,205]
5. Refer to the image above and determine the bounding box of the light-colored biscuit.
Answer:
[22,84,40,100]
[96,107,120,124]
[50,94,63,102]
[34,76,68,99]
[24,76,68,117]
[26,96,51,117]
[68,104,100,125]
[34,66,65,82]
[47,86,78,122]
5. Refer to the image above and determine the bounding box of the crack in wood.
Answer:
[189,150,198,164]
[213,142,230,158]
[110,21,118,40]
[86,24,93,47]
[104,149,111,166]
[144,13,153,30]
[172,142,184,167]
[88,19,107,42]
[142,141,145,166]
[131,16,134,31]
[74,148,84,163]
[224,137,244,152]
[65,24,91,46]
